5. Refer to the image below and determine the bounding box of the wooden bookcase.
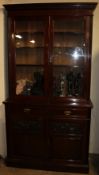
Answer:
[4,3,97,173]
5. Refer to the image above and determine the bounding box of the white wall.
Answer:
[90,3,99,153]
[0,0,99,157]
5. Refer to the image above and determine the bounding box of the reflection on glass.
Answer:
[15,34,22,39]
[71,47,84,59]
[52,18,85,66]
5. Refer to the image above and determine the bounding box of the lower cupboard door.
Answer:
[49,136,84,162]
[8,131,47,158]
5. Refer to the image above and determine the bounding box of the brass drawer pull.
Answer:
[24,108,31,112]
[64,111,71,115]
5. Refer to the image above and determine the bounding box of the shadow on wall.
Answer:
[0,104,6,158]
[90,53,99,153]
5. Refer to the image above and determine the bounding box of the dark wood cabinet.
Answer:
[4,3,97,173]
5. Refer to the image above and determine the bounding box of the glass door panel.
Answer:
[52,18,85,97]
[15,19,45,96]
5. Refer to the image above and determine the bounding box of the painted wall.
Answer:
[0,0,99,157]
[0,7,7,157]
[90,2,99,153]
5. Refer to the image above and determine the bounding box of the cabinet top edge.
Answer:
[3,98,93,109]
[3,3,97,11]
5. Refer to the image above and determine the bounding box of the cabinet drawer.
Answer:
[50,108,90,118]
[7,104,46,120]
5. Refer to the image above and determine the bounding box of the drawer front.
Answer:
[49,108,90,119]
[6,103,46,120]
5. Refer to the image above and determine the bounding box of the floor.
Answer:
[0,156,98,175]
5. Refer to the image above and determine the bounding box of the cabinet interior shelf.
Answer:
[16,64,82,69]
[16,46,84,50]
[15,32,44,39]
[54,32,84,35]
[52,65,80,68]
[16,64,44,66]
[16,31,83,35]
[16,46,44,49]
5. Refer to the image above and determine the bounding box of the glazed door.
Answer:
[9,16,49,98]
[8,15,91,100]
[50,17,88,99]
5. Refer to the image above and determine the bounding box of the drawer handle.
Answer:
[64,111,71,115]
[24,108,31,112]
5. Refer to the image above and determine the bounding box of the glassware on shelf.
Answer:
[66,69,83,97]
[53,72,66,97]
[60,73,66,97]
[53,68,83,97]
